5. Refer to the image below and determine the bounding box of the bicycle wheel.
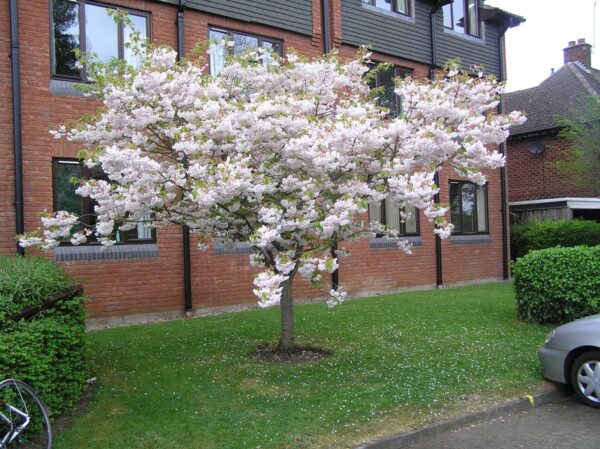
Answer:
[0,379,51,449]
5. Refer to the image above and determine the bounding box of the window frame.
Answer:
[207,26,283,77]
[369,201,420,237]
[52,157,157,245]
[442,0,480,38]
[449,180,489,235]
[362,0,412,17]
[49,0,152,81]
[368,64,413,118]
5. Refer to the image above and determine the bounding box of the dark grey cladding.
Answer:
[164,0,314,36]
[435,17,501,77]
[340,0,502,77]
[341,0,432,65]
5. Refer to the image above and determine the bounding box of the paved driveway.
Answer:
[407,397,600,449]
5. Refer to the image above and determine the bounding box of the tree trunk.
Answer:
[278,275,295,351]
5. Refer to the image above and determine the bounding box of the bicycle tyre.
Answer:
[0,379,51,449]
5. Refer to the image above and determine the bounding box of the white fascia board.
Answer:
[509,197,600,209]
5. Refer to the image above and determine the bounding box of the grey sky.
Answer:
[486,0,599,92]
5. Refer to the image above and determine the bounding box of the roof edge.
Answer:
[480,5,526,27]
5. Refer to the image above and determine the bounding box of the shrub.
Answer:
[513,246,600,325]
[0,256,87,414]
[0,256,73,319]
[510,219,600,260]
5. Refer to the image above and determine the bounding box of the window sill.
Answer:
[54,243,158,262]
[50,79,95,97]
[214,241,253,256]
[369,236,422,249]
[450,234,491,245]
[361,3,415,23]
[443,27,485,44]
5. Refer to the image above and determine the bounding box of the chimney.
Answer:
[563,38,592,67]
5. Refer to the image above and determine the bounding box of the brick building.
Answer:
[2,0,522,326]
[505,39,600,222]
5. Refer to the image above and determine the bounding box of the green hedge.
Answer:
[510,219,600,260]
[513,246,600,325]
[0,256,87,414]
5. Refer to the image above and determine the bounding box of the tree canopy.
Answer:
[21,44,524,349]
[554,97,600,195]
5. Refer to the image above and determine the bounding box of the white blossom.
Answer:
[253,271,288,308]
[21,47,524,309]
[327,288,347,308]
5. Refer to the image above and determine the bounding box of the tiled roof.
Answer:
[504,62,600,137]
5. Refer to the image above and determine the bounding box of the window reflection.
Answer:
[52,0,80,77]
[51,1,149,79]
[442,0,480,37]
[124,14,148,68]
[449,181,488,234]
[85,3,119,64]
[369,200,420,236]
[208,28,283,77]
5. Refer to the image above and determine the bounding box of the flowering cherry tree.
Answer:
[21,45,524,351]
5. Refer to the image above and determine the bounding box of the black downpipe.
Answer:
[177,2,185,58]
[331,234,339,291]
[321,0,331,54]
[10,0,24,256]
[429,4,438,81]
[321,0,339,291]
[177,1,193,315]
[498,20,512,280]
[430,3,444,287]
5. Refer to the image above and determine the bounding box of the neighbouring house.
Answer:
[1,0,523,326]
[505,39,600,223]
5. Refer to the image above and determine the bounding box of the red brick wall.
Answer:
[506,133,597,202]
[1,0,326,319]
[440,169,504,284]
[12,0,184,318]
[1,0,505,321]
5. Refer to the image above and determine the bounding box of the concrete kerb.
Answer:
[357,385,573,449]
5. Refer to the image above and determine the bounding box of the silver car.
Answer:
[539,314,600,408]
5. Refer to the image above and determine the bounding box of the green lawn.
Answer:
[55,282,550,449]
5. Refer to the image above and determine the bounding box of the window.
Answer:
[369,199,420,236]
[449,181,488,234]
[363,0,411,16]
[51,0,150,79]
[53,158,155,244]
[208,27,283,77]
[369,65,413,117]
[442,0,480,37]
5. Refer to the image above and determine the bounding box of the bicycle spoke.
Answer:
[0,380,51,449]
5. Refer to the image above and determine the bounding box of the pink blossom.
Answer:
[22,47,524,309]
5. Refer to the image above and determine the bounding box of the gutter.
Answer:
[508,127,562,142]
[10,0,24,256]
[176,0,193,316]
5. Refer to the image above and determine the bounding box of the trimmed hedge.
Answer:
[0,256,87,414]
[510,219,600,260]
[513,246,600,325]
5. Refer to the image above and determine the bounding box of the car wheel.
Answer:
[570,350,600,409]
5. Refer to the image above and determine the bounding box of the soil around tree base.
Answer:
[252,344,332,364]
